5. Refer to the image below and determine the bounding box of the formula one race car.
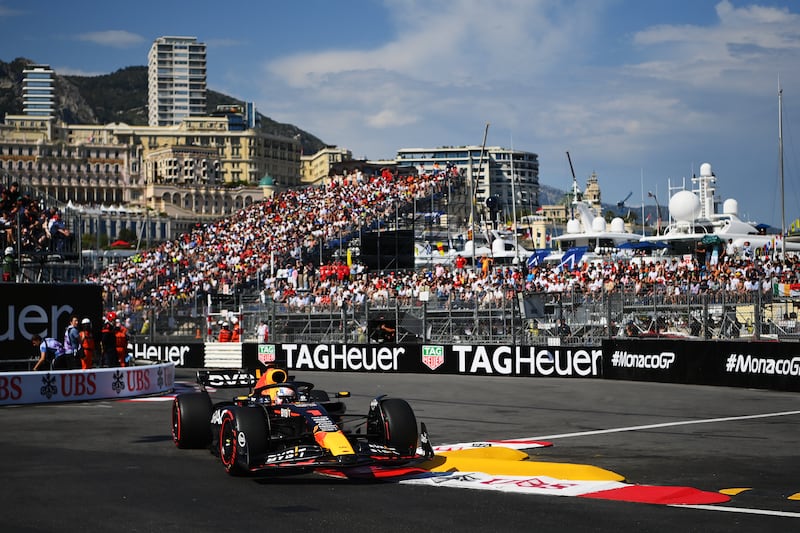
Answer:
[171,366,433,476]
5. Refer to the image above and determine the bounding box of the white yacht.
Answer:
[640,162,800,259]
[546,174,642,266]
[414,229,533,267]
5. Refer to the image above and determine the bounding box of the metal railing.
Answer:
[124,288,800,346]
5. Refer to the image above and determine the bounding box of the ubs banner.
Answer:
[0,283,103,360]
[242,343,603,378]
[603,338,800,392]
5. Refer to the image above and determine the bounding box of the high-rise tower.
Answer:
[148,36,207,126]
[22,64,55,117]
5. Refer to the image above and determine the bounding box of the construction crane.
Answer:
[616,191,633,213]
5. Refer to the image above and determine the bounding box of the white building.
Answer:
[395,145,540,221]
[148,36,207,127]
[22,64,55,118]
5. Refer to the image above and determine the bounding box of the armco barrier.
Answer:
[0,363,175,406]
[8,340,793,402]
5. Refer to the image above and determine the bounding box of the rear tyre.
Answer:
[218,406,269,476]
[309,389,330,402]
[172,392,212,449]
[380,398,418,456]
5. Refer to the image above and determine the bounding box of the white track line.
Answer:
[526,410,800,519]
[528,410,800,440]
[672,504,800,519]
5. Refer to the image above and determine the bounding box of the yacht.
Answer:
[640,162,800,259]
[546,175,642,266]
[414,229,533,267]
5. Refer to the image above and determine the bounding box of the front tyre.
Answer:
[172,392,212,449]
[218,406,269,476]
[375,398,418,456]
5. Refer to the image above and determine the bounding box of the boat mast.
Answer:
[779,81,786,259]
[471,122,490,269]
[566,151,578,221]
[510,135,519,263]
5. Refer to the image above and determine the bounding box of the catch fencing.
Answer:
[126,288,800,347]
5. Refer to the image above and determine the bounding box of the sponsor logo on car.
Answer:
[265,446,313,464]
[202,371,255,388]
[312,415,338,433]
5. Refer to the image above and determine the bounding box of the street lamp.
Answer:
[647,191,662,235]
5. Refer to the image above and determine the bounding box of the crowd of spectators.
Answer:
[1,181,73,255]
[87,168,447,316]
[83,169,800,325]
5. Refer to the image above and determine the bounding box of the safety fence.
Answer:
[125,288,800,347]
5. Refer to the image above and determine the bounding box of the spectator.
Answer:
[256,320,269,342]
[557,318,571,339]
[742,241,753,260]
[48,212,71,252]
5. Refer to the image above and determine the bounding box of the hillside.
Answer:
[0,58,327,155]
[1,58,611,213]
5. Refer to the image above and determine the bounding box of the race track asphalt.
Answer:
[1,369,799,532]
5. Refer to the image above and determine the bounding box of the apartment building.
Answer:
[395,145,541,220]
[22,64,56,118]
[148,36,207,127]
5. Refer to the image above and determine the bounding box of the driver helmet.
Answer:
[269,386,296,405]
[81,318,92,327]
[4,247,13,255]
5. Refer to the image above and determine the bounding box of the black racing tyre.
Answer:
[172,392,212,449]
[218,406,269,476]
[309,389,330,402]
[380,398,418,456]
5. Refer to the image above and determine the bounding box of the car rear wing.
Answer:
[197,369,256,388]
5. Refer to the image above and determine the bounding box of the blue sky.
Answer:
[2,0,800,227]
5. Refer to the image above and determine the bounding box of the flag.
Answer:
[774,283,800,297]
[558,246,588,271]
[527,249,550,268]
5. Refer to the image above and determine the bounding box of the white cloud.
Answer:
[629,0,800,93]
[0,5,24,17]
[254,0,800,224]
[76,30,145,49]
[206,38,244,48]
[53,66,106,77]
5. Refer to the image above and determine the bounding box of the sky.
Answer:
[2,0,800,227]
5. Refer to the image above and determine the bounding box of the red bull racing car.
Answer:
[172,366,433,476]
